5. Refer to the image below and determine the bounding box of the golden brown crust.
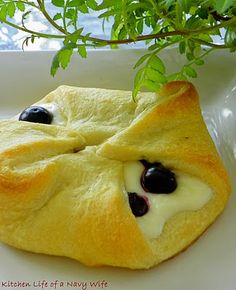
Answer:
[0,81,231,269]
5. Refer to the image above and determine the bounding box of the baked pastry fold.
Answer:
[0,81,231,269]
[34,85,157,145]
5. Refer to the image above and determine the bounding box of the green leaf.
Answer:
[51,44,75,76]
[134,68,145,87]
[149,55,166,74]
[185,16,203,30]
[58,48,74,69]
[78,4,89,13]
[232,7,236,15]
[197,7,208,19]
[163,0,175,10]
[132,68,145,99]
[146,68,167,83]
[150,23,161,35]
[77,45,87,58]
[179,41,186,54]
[117,26,127,40]
[142,79,161,91]
[137,19,143,34]
[197,33,213,42]
[68,0,84,7]
[194,59,204,65]
[53,13,62,20]
[86,0,98,10]
[31,35,35,44]
[7,2,15,18]
[51,53,60,77]
[52,0,65,8]
[225,27,236,47]
[183,66,197,78]
[186,39,196,57]
[178,0,191,13]
[186,52,194,61]
[132,85,140,101]
[16,2,25,12]
[82,32,91,43]
[145,15,151,27]
[65,8,76,19]
[0,5,7,21]
[214,0,236,14]
[133,54,150,69]
[75,27,84,35]
[150,15,158,29]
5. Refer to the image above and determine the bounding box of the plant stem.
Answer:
[62,0,68,33]
[193,39,228,49]
[71,17,236,45]
[2,19,65,39]
[75,30,189,44]
[36,0,67,34]
[181,48,214,73]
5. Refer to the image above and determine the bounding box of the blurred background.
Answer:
[0,1,112,50]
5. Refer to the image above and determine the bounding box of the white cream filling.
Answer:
[36,103,65,126]
[124,161,213,239]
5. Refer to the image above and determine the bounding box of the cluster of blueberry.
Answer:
[128,161,177,217]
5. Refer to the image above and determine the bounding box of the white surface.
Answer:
[0,49,235,290]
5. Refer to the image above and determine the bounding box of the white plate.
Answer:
[0,49,235,290]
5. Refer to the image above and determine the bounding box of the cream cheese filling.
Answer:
[37,103,65,126]
[124,161,213,239]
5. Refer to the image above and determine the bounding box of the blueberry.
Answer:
[19,106,53,124]
[128,192,149,217]
[141,162,177,194]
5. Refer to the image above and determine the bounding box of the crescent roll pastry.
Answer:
[0,81,231,269]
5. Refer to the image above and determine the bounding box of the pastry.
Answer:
[0,81,231,269]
